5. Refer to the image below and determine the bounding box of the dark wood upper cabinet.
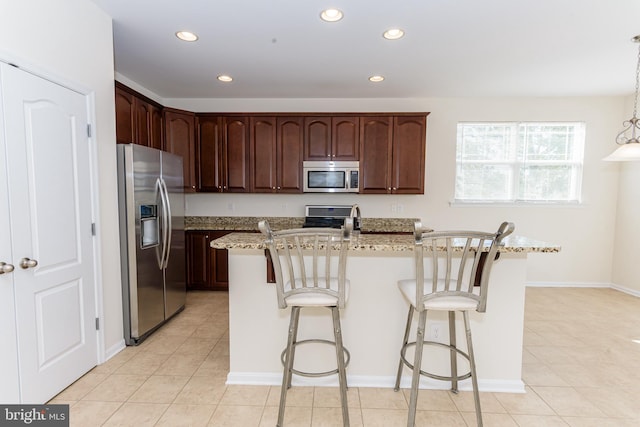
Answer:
[225,117,251,192]
[114,85,426,196]
[304,117,330,160]
[332,116,360,160]
[277,117,304,192]
[149,105,163,150]
[392,116,426,194]
[360,114,427,194]
[250,116,277,192]
[115,86,135,144]
[164,108,196,193]
[135,100,151,146]
[360,116,393,194]
[197,114,250,193]
[304,116,359,161]
[115,82,163,149]
[250,116,303,193]
[197,115,224,192]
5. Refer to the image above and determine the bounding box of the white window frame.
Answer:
[454,122,585,204]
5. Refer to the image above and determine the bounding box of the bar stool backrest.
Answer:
[413,221,514,313]
[259,218,353,309]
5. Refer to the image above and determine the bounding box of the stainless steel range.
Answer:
[303,204,361,230]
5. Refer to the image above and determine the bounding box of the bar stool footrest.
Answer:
[281,339,351,378]
[399,340,472,382]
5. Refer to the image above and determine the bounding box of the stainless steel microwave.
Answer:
[303,161,360,193]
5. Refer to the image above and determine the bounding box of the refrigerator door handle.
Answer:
[160,177,173,269]
[156,178,169,270]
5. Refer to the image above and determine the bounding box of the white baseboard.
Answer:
[103,339,126,362]
[526,281,609,288]
[526,281,640,298]
[226,372,525,393]
[610,283,640,297]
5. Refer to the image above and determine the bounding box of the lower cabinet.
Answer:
[186,230,230,291]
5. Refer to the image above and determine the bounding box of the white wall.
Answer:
[169,96,624,286]
[0,0,123,356]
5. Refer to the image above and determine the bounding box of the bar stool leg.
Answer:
[331,306,350,427]
[285,307,301,390]
[277,306,300,427]
[394,307,414,391]
[463,311,483,427]
[407,309,427,427]
[448,311,459,393]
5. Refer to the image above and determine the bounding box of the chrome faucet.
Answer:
[350,204,361,231]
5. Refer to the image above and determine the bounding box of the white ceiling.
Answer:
[90,0,640,99]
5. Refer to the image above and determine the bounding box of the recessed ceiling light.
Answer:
[217,75,233,83]
[320,8,343,22]
[383,28,405,40]
[175,31,198,42]
[369,75,385,83]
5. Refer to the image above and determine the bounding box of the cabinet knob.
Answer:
[192,185,196,189]
[388,187,391,191]
[392,187,397,191]
[277,186,281,190]
[272,187,276,190]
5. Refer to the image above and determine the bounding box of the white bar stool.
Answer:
[393,221,514,427]
[259,218,353,427]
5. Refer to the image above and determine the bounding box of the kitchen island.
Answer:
[211,232,559,393]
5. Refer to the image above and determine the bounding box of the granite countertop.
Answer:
[185,216,418,233]
[210,231,560,253]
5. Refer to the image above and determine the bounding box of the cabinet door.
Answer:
[304,117,331,160]
[250,116,277,192]
[277,117,303,193]
[332,116,360,160]
[149,104,163,150]
[392,116,426,194]
[197,115,224,192]
[210,231,230,291]
[135,98,151,147]
[186,231,210,290]
[360,116,393,193]
[225,117,250,192]
[164,108,196,192]
[115,87,135,144]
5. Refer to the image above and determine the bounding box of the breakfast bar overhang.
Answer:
[211,232,560,393]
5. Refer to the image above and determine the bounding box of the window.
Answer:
[455,122,585,203]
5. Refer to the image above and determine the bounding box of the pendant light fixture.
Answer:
[604,35,640,161]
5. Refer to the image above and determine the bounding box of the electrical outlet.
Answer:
[429,321,446,343]
[227,203,235,212]
[397,204,404,213]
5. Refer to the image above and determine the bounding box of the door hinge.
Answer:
[91,223,96,236]
[95,318,100,330]
[87,124,92,138]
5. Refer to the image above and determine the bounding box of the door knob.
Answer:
[0,262,15,274]
[19,258,38,269]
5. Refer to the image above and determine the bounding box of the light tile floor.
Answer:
[50,288,640,426]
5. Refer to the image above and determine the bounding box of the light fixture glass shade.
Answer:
[606,36,640,161]
[603,142,640,161]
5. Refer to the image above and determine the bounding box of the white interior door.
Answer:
[0,63,97,403]
[0,66,21,404]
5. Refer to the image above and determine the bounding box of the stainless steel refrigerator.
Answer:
[117,144,186,345]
